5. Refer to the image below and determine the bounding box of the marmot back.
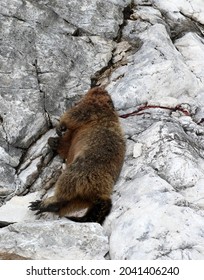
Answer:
[30,87,126,224]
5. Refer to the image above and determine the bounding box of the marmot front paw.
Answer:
[48,137,59,150]
[56,124,67,136]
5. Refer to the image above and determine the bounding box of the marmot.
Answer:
[29,87,126,224]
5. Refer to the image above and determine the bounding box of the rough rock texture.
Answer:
[0,221,108,259]
[1,0,204,259]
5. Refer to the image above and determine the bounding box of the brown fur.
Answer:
[30,87,126,224]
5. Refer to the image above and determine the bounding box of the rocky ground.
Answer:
[1,0,204,260]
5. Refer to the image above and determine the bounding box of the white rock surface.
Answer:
[175,32,204,83]
[107,23,202,109]
[0,192,39,223]
[153,0,204,25]
[0,221,108,260]
[109,203,204,259]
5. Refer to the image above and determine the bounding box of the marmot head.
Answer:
[84,87,115,109]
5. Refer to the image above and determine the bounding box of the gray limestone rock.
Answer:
[42,0,124,39]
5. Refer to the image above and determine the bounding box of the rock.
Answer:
[109,203,204,259]
[107,22,202,110]
[15,129,59,194]
[0,252,30,260]
[175,32,204,83]
[0,192,39,223]
[153,0,204,25]
[0,163,16,197]
[1,0,204,260]
[45,0,124,39]
[0,221,108,260]
[108,0,132,7]
[133,142,143,158]
[105,118,204,259]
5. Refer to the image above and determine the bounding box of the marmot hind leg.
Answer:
[67,198,112,225]
[29,196,68,215]
[29,197,95,219]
